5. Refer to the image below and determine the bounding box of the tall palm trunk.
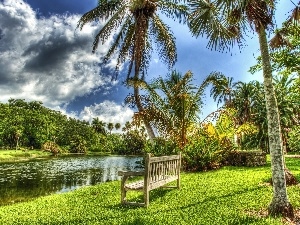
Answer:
[132,12,155,139]
[257,26,294,218]
[133,85,156,139]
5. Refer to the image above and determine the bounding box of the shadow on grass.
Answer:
[175,185,265,211]
[104,188,172,211]
[99,187,268,225]
[222,164,271,172]
[105,172,269,211]
[226,215,267,225]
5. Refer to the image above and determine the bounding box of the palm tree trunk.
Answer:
[257,26,294,218]
[131,14,156,140]
[133,85,156,139]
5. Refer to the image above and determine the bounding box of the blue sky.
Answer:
[0,0,294,127]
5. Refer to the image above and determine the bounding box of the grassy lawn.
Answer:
[0,150,52,163]
[0,158,299,225]
[0,150,115,163]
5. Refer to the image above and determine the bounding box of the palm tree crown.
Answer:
[204,72,235,107]
[188,0,274,50]
[78,0,188,80]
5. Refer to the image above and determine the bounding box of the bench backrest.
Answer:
[144,153,181,190]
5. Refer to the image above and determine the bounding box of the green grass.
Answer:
[0,150,52,162]
[0,158,299,225]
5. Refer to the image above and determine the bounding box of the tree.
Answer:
[134,70,206,148]
[107,122,114,134]
[91,118,107,135]
[77,0,188,139]
[188,0,297,218]
[115,122,121,131]
[122,121,132,132]
[232,81,257,125]
[204,72,235,107]
[250,17,300,127]
[250,22,300,75]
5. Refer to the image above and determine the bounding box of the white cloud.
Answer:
[79,100,134,128]
[0,0,115,109]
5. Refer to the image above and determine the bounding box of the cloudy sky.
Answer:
[0,0,294,127]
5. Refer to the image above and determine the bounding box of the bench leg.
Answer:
[121,188,127,204]
[177,177,180,190]
[120,176,128,205]
[144,189,149,208]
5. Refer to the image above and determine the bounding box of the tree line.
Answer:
[0,99,147,154]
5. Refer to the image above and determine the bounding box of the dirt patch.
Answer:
[258,182,272,187]
[245,208,300,224]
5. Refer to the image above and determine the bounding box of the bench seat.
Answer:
[125,175,178,190]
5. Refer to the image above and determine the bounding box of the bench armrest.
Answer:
[118,170,144,176]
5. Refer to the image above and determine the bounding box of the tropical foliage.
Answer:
[129,70,206,148]
[203,72,300,152]
[78,0,188,139]
[288,125,300,153]
[0,99,148,155]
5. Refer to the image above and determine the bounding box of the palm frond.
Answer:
[139,38,153,80]
[188,0,238,51]
[243,0,274,31]
[287,4,300,24]
[103,17,133,63]
[91,5,128,52]
[77,0,123,30]
[150,15,177,68]
[158,0,189,23]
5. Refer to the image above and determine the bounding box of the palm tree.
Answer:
[240,80,269,150]
[234,77,299,153]
[122,121,132,132]
[188,0,295,217]
[78,0,188,139]
[204,72,235,107]
[273,74,298,152]
[134,70,207,148]
[91,118,106,135]
[107,122,114,134]
[115,122,121,131]
[232,81,257,124]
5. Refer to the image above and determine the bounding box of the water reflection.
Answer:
[0,156,141,205]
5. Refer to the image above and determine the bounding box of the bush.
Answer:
[69,135,87,154]
[183,136,225,171]
[42,141,61,156]
[107,134,125,154]
[181,125,234,172]
[226,150,266,167]
[144,137,180,156]
[121,130,146,155]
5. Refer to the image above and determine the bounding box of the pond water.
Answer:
[0,155,142,206]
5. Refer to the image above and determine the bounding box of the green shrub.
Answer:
[226,150,266,167]
[183,135,225,171]
[144,137,180,156]
[288,125,300,153]
[107,134,125,154]
[42,141,61,155]
[69,135,87,154]
[121,130,146,155]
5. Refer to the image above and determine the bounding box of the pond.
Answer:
[0,155,142,206]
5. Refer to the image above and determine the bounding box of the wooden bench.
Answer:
[118,153,181,207]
